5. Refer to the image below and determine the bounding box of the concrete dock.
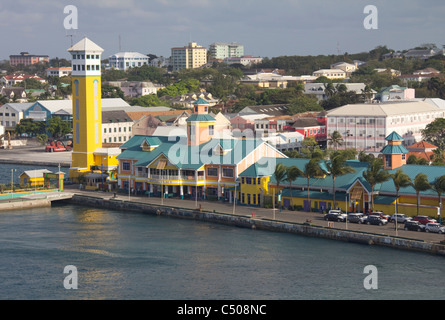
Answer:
[0,146,71,167]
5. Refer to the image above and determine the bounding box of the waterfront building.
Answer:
[108,52,150,71]
[9,52,49,66]
[171,42,207,71]
[116,98,286,199]
[68,37,120,181]
[209,42,244,60]
[238,132,445,217]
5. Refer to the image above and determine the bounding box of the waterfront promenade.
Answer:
[64,185,445,246]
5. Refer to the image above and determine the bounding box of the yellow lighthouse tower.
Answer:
[68,37,104,180]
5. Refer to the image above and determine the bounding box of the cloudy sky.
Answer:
[1,0,444,62]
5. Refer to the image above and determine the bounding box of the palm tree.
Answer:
[273,163,287,211]
[326,152,355,208]
[284,165,303,210]
[328,131,344,151]
[362,158,390,212]
[285,165,303,188]
[431,175,445,223]
[390,169,412,213]
[413,173,431,216]
[303,159,323,211]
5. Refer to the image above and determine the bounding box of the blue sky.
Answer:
[1,0,444,62]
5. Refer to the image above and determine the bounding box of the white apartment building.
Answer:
[102,110,134,144]
[312,69,347,80]
[224,55,262,67]
[171,42,207,71]
[46,67,72,77]
[109,52,150,71]
[326,101,445,153]
[209,42,244,60]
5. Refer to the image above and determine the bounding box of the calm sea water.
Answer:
[0,202,444,300]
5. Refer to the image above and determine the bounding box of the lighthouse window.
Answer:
[74,80,79,97]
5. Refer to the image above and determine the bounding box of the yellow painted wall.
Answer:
[71,76,102,170]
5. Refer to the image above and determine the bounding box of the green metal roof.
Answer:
[193,98,209,105]
[186,114,215,122]
[385,131,403,141]
[380,144,409,154]
[118,135,267,169]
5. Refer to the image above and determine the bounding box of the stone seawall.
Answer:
[68,195,445,257]
[0,198,51,211]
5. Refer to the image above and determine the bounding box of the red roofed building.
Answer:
[406,141,438,162]
[1,74,46,87]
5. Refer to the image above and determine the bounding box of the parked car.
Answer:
[369,211,390,220]
[389,214,411,224]
[324,211,347,222]
[404,220,425,232]
[347,213,367,224]
[425,223,445,234]
[366,215,388,226]
[412,216,437,225]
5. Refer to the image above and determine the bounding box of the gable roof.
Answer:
[117,135,270,170]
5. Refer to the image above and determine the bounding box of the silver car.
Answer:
[347,213,367,224]
[425,223,445,234]
[389,214,412,224]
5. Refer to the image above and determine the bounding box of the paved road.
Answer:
[0,146,71,166]
[64,185,445,245]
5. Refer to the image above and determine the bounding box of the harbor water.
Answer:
[0,202,444,300]
[0,163,443,300]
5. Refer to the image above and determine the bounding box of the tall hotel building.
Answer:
[209,42,244,60]
[171,42,207,71]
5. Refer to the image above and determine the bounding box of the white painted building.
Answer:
[46,67,72,77]
[102,110,134,144]
[0,102,33,129]
[209,42,244,60]
[109,52,150,71]
[120,81,165,98]
[326,101,445,152]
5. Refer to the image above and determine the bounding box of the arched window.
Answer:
[74,79,79,97]
[94,80,98,97]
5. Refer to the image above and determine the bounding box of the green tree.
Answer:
[430,175,445,221]
[362,158,390,212]
[47,117,71,139]
[129,94,169,107]
[421,118,445,150]
[273,163,287,211]
[328,131,343,151]
[413,173,431,216]
[326,152,355,208]
[285,165,303,189]
[303,159,324,211]
[390,169,412,213]
[14,118,46,136]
